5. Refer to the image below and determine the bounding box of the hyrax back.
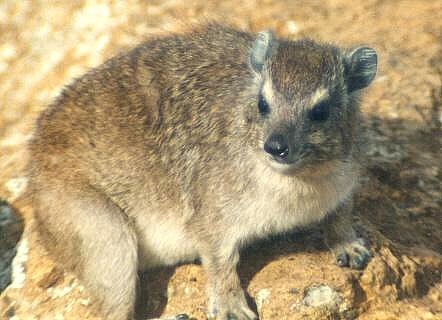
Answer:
[28,23,377,320]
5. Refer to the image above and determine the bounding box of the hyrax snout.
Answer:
[28,23,377,320]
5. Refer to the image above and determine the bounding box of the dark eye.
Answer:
[309,100,330,121]
[258,94,270,115]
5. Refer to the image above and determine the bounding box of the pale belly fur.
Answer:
[135,160,358,270]
[135,211,199,270]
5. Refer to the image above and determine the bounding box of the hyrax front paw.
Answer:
[332,238,371,270]
[208,291,258,320]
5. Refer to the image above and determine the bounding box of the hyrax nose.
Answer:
[264,134,289,160]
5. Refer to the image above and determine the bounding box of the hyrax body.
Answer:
[28,24,377,320]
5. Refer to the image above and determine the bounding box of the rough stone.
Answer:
[0,200,24,293]
[303,284,342,308]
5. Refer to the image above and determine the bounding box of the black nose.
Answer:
[264,134,289,160]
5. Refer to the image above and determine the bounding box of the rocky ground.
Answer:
[0,0,441,319]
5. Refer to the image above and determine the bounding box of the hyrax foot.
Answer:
[208,291,258,320]
[324,201,371,270]
[332,238,371,270]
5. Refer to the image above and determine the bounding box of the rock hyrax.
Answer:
[28,23,377,320]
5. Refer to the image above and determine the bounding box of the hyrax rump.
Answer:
[28,23,377,320]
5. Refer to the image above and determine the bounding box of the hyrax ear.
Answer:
[345,47,377,92]
[250,30,274,74]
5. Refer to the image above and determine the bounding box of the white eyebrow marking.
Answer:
[310,87,329,106]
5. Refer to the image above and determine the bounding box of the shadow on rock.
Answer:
[0,199,24,293]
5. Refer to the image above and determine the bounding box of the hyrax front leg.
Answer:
[200,245,257,320]
[323,200,371,270]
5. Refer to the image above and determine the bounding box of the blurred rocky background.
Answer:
[0,1,441,319]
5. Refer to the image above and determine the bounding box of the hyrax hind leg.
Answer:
[323,200,371,270]
[33,177,138,320]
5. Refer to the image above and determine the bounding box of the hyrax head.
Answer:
[248,30,377,175]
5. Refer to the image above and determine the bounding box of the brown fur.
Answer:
[28,23,376,319]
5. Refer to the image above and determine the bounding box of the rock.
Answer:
[255,288,271,311]
[9,237,28,289]
[0,200,23,252]
[303,284,342,308]
[4,177,28,201]
[36,266,63,289]
[290,284,347,320]
[289,287,300,295]
[54,313,64,320]
[150,314,191,320]
[0,250,15,291]
[78,298,90,306]
[0,199,24,293]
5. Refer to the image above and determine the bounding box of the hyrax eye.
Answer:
[258,94,270,115]
[309,101,330,121]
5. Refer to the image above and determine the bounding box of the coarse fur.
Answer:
[28,23,377,320]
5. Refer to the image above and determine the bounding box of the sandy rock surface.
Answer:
[0,1,441,319]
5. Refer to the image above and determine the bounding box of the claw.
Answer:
[333,237,371,270]
[350,250,370,270]
[350,255,364,269]
[336,252,349,267]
